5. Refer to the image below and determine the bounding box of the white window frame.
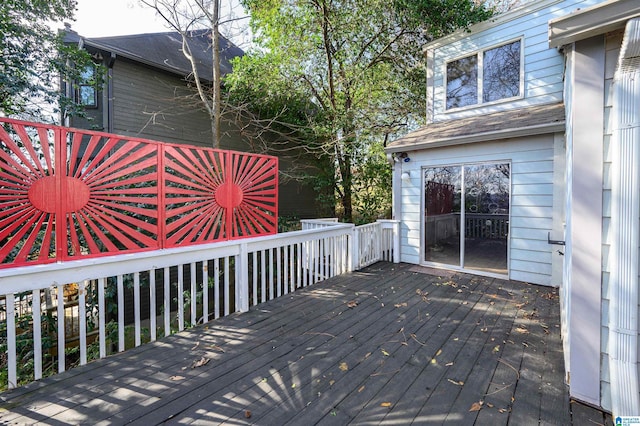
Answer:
[444,37,524,112]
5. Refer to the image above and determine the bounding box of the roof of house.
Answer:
[549,0,640,48]
[64,29,244,80]
[385,102,565,153]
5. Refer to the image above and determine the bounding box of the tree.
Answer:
[139,0,249,149]
[0,0,95,120]
[229,0,493,222]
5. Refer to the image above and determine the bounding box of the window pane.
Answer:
[446,55,478,109]
[79,86,96,106]
[483,40,521,103]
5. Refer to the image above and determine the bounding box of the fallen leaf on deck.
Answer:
[291,383,296,389]
[481,327,488,332]
[358,385,365,393]
[493,345,500,353]
[394,302,408,308]
[364,352,372,359]
[191,357,210,368]
[447,378,464,386]
[469,401,483,412]
[347,300,358,308]
[191,342,200,351]
[381,349,390,356]
[339,362,349,371]
[170,375,185,381]
[245,410,252,418]
[329,379,335,385]
[498,408,507,413]
[445,362,454,367]
[436,349,442,356]
[515,327,529,334]
[380,402,392,408]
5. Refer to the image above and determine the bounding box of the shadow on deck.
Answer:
[0,263,610,425]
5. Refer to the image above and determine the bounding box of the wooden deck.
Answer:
[0,262,611,425]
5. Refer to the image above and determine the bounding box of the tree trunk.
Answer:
[211,0,221,148]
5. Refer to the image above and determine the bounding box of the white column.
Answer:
[609,18,640,418]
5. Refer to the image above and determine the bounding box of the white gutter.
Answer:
[609,17,640,418]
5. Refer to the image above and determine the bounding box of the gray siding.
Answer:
[111,59,247,150]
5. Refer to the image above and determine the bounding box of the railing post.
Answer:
[236,242,250,312]
[350,224,359,271]
[392,220,401,263]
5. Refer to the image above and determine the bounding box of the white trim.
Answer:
[443,37,525,112]
[549,0,640,48]
[566,35,604,407]
[608,17,640,418]
[385,121,566,153]
[420,160,511,279]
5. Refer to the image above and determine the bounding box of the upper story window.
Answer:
[446,39,522,110]
[75,65,98,108]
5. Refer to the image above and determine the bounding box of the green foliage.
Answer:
[0,0,98,120]
[232,0,494,222]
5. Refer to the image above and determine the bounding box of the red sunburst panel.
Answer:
[227,151,278,238]
[0,118,279,269]
[163,145,228,246]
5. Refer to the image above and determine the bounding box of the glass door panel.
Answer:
[424,166,462,266]
[463,164,509,274]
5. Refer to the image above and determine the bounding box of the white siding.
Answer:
[600,29,624,413]
[427,0,601,123]
[398,134,559,286]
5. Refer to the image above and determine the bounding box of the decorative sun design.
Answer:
[0,119,278,269]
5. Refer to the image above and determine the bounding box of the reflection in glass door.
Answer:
[424,166,462,266]
[424,163,510,275]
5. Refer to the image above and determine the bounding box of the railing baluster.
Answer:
[79,280,87,365]
[32,289,42,380]
[260,250,266,303]
[134,273,141,347]
[202,262,209,324]
[164,267,170,337]
[214,258,220,319]
[269,249,274,300]
[150,270,156,341]
[277,247,282,297]
[6,295,16,389]
[178,264,184,331]
[283,245,288,295]
[224,257,230,315]
[57,285,65,373]
[252,252,258,306]
[98,277,106,358]
[117,275,125,352]
[190,262,196,325]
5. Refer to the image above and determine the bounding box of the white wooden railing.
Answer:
[0,219,399,390]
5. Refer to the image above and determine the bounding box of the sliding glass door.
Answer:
[423,163,510,275]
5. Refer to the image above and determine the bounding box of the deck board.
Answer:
[0,262,611,425]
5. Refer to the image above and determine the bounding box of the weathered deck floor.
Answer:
[0,262,610,425]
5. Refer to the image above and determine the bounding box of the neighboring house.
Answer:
[386,0,640,417]
[61,28,320,219]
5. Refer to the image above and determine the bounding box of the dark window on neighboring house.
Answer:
[76,65,97,107]
[446,39,522,110]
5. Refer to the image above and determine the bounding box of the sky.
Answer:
[69,0,251,47]
[70,0,169,37]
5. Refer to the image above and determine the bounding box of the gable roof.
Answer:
[386,102,565,153]
[64,29,243,80]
